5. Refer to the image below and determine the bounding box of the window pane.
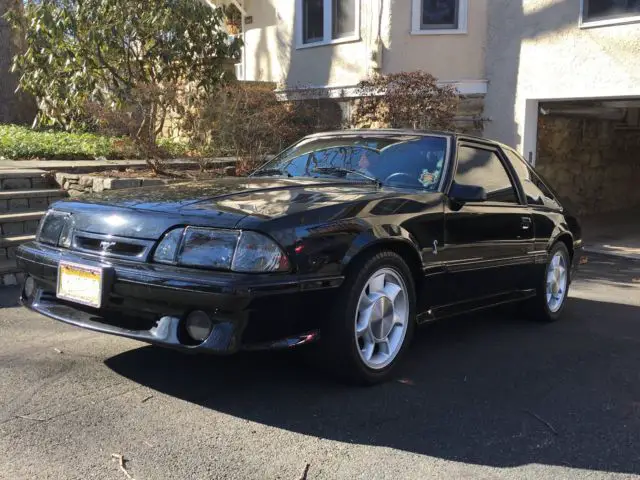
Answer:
[333,0,356,39]
[421,0,459,29]
[303,0,324,44]
[503,149,560,208]
[261,135,448,191]
[503,149,551,207]
[455,147,519,204]
[584,0,640,21]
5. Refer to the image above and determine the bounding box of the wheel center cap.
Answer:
[370,296,394,341]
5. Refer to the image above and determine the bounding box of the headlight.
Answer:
[179,228,239,269]
[37,210,72,246]
[153,227,290,273]
[231,231,290,272]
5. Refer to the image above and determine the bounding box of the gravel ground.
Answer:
[0,254,639,480]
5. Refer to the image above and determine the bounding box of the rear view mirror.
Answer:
[449,182,487,203]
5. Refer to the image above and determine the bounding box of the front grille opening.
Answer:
[75,236,146,257]
[40,292,160,331]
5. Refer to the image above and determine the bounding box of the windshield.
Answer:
[252,134,449,191]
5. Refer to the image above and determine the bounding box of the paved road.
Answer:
[1,255,639,480]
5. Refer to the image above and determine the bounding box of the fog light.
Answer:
[185,311,213,342]
[24,276,36,299]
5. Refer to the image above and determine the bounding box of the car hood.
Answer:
[54,177,392,239]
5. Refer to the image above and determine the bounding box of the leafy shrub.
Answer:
[5,0,241,134]
[183,83,329,173]
[0,124,190,160]
[351,71,458,130]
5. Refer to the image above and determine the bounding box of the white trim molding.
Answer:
[295,0,361,49]
[275,80,488,101]
[411,0,468,35]
[579,0,640,28]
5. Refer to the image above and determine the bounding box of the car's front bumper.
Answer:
[16,242,343,353]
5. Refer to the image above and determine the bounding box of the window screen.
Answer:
[332,0,356,38]
[421,0,460,29]
[583,0,640,22]
[303,0,324,44]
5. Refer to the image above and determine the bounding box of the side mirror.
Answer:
[449,182,487,203]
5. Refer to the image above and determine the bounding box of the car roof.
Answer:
[304,129,500,147]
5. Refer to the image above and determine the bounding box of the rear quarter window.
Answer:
[503,148,560,209]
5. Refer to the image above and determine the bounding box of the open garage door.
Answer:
[536,99,640,259]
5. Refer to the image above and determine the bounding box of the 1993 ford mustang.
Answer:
[17,130,582,384]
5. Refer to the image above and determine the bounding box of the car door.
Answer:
[441,141,535,303]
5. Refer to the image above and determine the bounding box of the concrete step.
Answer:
[0,259,18,274]
[0,189,67,213]
[0,169,52,191]
[0,258,24,287]
[0,237,32,287]
[0,211,45,236]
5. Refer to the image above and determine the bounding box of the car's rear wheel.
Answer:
[321,250,416,385]
[530,242,571,322]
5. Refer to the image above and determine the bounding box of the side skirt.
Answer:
[416,289,537,324]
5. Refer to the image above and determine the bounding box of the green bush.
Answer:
[0,124,143,160]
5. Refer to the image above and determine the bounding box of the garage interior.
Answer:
[536,99,640,259]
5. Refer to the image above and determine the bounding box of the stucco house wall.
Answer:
[483,0,640,159]
[386,0,487,83]
[240,0,487,91]
[241,0,386,88]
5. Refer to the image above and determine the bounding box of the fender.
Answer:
[548,221,577,254]
[340,223,422,270]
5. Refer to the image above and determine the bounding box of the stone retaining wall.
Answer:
[54,173,180,196]
[537,116,640,215]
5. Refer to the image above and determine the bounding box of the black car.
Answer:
[17,130,582,384]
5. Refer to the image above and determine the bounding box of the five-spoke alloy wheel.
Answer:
[355,268,409,370]
[546,250,568,313]
[321,250,416,385]
[530,242,571,322]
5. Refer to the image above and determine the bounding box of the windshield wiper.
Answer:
[311,167,381,187]
[251,168,292,178]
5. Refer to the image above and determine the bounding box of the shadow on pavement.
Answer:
[106,296,640,475]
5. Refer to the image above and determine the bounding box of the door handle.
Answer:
[521,217,532,230]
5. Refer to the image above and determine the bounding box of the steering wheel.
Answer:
[383,172,423,188]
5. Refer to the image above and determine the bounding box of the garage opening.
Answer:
[536,99,640,258]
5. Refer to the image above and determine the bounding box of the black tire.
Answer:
[318,250,417,385]
[529,242,571,322]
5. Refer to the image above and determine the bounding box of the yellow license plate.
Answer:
[57,262,104,308]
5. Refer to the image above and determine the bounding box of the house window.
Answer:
[303,0,324,44]
[412,0,468,34]
[581,0,640,25]
[333,0,356,39]
[298,0,360,47]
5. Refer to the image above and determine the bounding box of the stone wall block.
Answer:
[8,198,28,211]
[1,178,31,190]
[79,176,94,187]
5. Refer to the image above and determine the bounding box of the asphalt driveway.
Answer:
[1,255,639,479]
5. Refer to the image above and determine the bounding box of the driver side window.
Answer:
[454,146,520,204]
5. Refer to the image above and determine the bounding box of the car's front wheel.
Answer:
[322,251,416,385]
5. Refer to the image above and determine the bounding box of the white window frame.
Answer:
[411,0,468,35]
[296,0,361,49]
[580,0,640,28]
